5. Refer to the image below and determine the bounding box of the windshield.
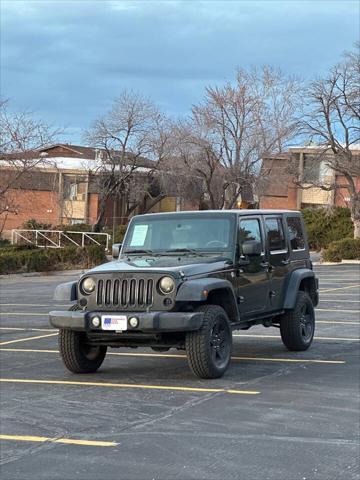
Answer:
[123,215,235,258]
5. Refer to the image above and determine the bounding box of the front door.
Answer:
[264,216,291,311]
[236,217,270,316]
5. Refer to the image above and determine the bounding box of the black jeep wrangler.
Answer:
[50,210,319,379]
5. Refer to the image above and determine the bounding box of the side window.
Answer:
[265,218,287,252]
[239,219,263,252]
[286,216,305,250]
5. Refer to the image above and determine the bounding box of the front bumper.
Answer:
[49,310,204,333]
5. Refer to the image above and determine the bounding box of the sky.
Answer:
[1,0,359,143]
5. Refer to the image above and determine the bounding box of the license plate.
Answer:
[101,315,127,331]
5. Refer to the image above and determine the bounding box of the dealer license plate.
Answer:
[101,315,127,331]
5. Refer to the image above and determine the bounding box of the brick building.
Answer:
[0,144,199,239]
[259,146,360,210]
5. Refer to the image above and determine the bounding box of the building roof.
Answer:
[38,144,156,169]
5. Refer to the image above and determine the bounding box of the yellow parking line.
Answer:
[0,304,69,307]
[319,300,360,303]
[233,334,359,341]
[320,285,360,293]
[316,308,359,313]
[0,434,118,447]
[317,320,359,325]
[0,333,58,346]
[0,313,48,316]
[0,348,346,364]
[0,378,260,395]
[0,327,54,332]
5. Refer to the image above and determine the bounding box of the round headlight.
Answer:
[159,276,175,295]
[81,277,96,295]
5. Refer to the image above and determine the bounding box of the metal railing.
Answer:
[11,229,111,251]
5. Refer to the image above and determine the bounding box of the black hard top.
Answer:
[138,209,300,218]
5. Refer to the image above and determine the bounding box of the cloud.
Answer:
[1,0,358,142]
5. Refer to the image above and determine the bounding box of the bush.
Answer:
[302,207,354,250]
[103,224,128,243]
[0,238,11,248]
[0,245,107,275]
[22,219,53,230]
[322,238,360,262]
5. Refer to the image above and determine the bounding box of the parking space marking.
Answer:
[320,285,360,293]
[0,327,54,332]
[317,320,359,325]
[319,300,360,303]
[233,334,359,341]
[320,293,360,296]
[0,378,260,395]
[0,348,346,364]
[0,333,58,346]
[0,304,70,307]
[316,308,360,313]
[0,434,118,447]
[0,313,49,316]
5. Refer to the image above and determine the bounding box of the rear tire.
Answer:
[58,305,107,373]
[280,291,315,351]
[185,305,232,379]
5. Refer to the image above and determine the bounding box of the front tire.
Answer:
[59,328,107,374]
[185,305,232,379]
[280,291,315,351]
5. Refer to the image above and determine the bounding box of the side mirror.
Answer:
[112,243,122,259]
[242,240,262,256]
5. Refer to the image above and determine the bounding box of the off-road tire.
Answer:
[185,305,232,379]
[58,305,107,373]
[280,291,315,351]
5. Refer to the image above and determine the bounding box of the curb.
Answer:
[0,269,84,279]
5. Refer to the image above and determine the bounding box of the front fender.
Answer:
[53,281,77,301]
[176,278,235,302]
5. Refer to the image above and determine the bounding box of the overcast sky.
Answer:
[1,0,359,143]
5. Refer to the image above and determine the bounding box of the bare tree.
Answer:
[0,100,60,232]
[300,47,360,237]
[84,91,176,229]
[175,67,300,209]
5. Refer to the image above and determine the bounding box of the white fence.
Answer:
[11,229,111,251]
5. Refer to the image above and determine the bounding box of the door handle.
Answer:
[281,259,290,265]
[260,261,274,273]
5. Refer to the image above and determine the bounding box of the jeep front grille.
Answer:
[96,278,154,308]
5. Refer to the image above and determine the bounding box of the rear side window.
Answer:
[265,218,286,252]
[286,216,305,250]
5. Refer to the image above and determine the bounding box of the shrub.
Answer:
[0,245,107,275]
[22,219,53,230]
[302,207,354,250]
[322,238,360,262]
[0,238,11,248]
[103,224,128,243]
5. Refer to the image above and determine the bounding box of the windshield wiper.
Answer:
[164,248,207,256]
[123,249,155,255]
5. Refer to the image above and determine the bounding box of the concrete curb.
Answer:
[0,269,84,279]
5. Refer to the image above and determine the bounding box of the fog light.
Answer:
[92,316,101,328]
[129,317,139,328]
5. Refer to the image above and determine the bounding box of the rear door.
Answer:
[236,216,270,316]
[264,215,291,311]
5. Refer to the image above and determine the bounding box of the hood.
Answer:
[86,255,232,278]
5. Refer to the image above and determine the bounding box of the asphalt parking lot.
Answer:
[0,265,359,480]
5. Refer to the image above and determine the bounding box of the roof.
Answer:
[138,209,299,218]
[39,144,156,169]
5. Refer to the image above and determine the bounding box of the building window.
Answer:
[286,216,305,250]
[265,218,287,252]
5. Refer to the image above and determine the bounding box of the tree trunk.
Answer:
[351,193,360,239]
